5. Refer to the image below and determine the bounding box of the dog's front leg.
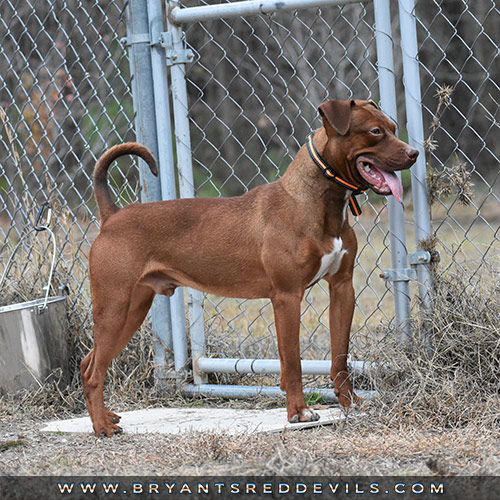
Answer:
[272,292,319,423]
[326,273,361,407]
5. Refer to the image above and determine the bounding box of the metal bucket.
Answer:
[0,296,69,392]
[0,203,70,393]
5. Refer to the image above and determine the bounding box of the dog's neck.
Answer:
[280,131,352,234]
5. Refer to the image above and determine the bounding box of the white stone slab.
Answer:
[41,407,345,435]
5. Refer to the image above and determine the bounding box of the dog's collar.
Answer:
[306,132,366,217]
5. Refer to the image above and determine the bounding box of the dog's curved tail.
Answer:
[93,142,158,224]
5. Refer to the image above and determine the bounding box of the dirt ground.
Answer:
[1,398,499,477]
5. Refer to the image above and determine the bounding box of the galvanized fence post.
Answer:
[398,0,434,318]
[145,0,191,384]
[166,1,208,384]
[125,0,174,383]
[374,0,412,345]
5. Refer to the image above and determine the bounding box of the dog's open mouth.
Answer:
[356,156,403,203]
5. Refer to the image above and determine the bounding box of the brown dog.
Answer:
[81,100,418,437]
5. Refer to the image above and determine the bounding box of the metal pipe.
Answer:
[126,0,173,383]
[166,3,207,384]
[126,1,161,202]
[398,0,433,313]
[374,0,412,345]
[187,290,208,385]
[148,0,177,203]
[170,288,189,378]
[149,0,202,385]
[183,383,376,402]
[170,0,370,25]
[196,357,379,377]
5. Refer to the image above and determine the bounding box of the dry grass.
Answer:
[1,408,498,475]
[371,261,500,430]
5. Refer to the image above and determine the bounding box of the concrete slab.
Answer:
[41,407,345,435]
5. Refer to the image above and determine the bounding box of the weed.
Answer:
[0,439,27,452]
[425,85,475,207]
[305,392,328,406]
[374,262,500,428]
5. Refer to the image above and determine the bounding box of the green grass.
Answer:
[305,392,328,406]
[0,440,27,452]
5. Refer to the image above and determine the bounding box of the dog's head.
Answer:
[318,99,418,202]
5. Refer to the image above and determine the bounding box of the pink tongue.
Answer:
[380,170,403,203]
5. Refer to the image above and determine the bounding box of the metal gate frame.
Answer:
[124,0,433,401]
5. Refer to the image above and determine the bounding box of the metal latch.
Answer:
[120,33,151,47]
[380,250,439,283]
[408,250,431,265]
[380,268,417,282]
[159,31,194,66]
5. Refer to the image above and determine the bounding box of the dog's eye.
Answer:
[370,128,382,135]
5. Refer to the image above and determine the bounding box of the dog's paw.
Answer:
[98,426,122,438]
[107,410,121,424]
[93,411,123,438]
[96,423,123,438]
[288,407,320,423]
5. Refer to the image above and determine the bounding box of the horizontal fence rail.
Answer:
[196,357,379,377]
[170,0,370,24]
[182,383,377,401]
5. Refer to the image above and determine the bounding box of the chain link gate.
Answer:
[1,1,498,401]
[122,0,432,401]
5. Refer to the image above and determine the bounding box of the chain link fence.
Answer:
[0,0,137,330]
[0,0,498,391]
[416,0,500,276]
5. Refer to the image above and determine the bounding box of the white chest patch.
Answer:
[308,237,347,286]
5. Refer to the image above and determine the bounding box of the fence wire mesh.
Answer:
[415,0,500,278]
[0,0,137,332]
[0,0,498,389]
[181,2,395,385]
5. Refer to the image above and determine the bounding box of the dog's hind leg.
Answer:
[81,283,154,437]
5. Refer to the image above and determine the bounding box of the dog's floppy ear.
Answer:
[318,100,355,136]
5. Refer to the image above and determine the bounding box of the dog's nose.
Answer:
[406,147,419,161]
